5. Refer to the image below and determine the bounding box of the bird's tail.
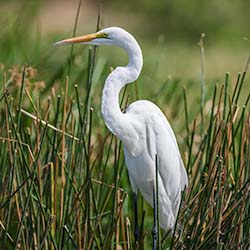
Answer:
[159,194,181,232]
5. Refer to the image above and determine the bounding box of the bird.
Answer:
[55,27,188,237]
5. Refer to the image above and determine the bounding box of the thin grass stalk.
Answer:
[58,77,68,250]
[87,108,95,247]
[152,156,157,250]
[17,65,26,133]
[205,84,218,168]
[74,84,83,126]
[2,77,14,249]
[234,54,250,105]
[183,86,190,148]
[223,72,229,120]
[155,155,161,249]
[35,97,42,250]
[186,118,196,173]
[24,87,38,113]
[111,140,121,247]
[120,201,127,250]
[215,84,224,128]
[117,192,128,249]
[0,221,14,244]
[20,109,80,143]
[50,162,55,250]
[242,113,250,241]
[215,157,224,245]
[82,48,94,130]
[96,0,102,31]
[116,189,121,249]
[237,107,246,187]
[0,90,6,102]
[229,127,240,182]
[125,217,132,250]
[231,72,241,104]
[51,95,60,246]
[82,2,102,132]
[244,93,250,107]
[138,210,146,249]
[198,33,206,135]
[67,0,82,77]
[233,105,247,139]
[76,206,82,250]
[227,98,237,175]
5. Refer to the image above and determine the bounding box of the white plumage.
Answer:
[56,27,188,231]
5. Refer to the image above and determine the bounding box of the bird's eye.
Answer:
[96,32,109,39]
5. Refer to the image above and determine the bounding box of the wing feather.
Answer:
[124,100,188,229]
[126,100,188,201]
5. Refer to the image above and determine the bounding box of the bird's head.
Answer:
[55,27,131,47]
[55,26,143,76]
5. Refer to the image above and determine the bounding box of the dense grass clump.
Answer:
[0,51,250,250]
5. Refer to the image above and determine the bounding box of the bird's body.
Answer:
[56,27,188,231]
[123,100,188,229]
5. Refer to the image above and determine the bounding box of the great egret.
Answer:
[55,27,188,236]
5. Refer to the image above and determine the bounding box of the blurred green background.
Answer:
[0,0,249,81]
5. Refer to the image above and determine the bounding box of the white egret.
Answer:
[55,27,188,236]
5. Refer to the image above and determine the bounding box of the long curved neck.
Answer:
[101,37,143,138]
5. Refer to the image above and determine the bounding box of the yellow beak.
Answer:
[55,33,99,46]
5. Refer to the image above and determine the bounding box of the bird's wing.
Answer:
[126,100,188,203]
[153,107,188,202]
